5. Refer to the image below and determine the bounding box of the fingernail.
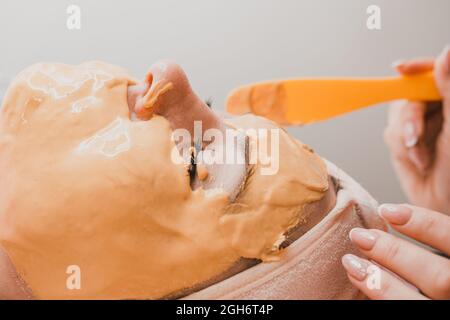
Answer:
[342,254,367,281]
[349,228,378,250]
[403,121,418,148]
[391,59,406,69]
[378,204,412,225]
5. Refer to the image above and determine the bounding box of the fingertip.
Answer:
[341,254,368,282]
[378,203,412,225]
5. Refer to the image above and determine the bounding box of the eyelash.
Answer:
[188,148,197,183]
[187,99,211,182]
[205,98,213,109]
[187,140,202,185]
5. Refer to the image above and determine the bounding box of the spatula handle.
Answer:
[389,72,440,101]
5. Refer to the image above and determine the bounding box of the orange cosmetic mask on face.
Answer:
[0,62,330,299]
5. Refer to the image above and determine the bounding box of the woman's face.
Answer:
[0,61,333,299]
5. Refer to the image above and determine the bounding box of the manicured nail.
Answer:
[378,204,412,225]
[404,121,418,148]
[342,254,367,281]
[349,228,378,250]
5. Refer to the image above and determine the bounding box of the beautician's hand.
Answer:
[384,46,450,214]
[342,204,450,300]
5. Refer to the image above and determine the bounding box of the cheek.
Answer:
[189,128,248,200]
[283,177,337,245]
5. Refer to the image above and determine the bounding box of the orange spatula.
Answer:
[226,72,441,125]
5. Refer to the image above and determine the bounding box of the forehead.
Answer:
[1,62,132,146]
[0,62,190,200]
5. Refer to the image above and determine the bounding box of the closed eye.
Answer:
[187,139,205,188]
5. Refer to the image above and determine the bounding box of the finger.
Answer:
[384,100,429,182]
[342,254,426,300]
[350,228,450,299]
[378,204,450,255]
[393,58,434,75]
[401,103,430,172]
[386,100,428,162]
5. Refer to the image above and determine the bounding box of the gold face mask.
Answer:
[0,61,329,299]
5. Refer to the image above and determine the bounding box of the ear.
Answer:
[0,246,33,299]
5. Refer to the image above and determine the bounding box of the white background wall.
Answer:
[1,0,449,203]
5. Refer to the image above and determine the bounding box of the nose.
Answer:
[127,61,247,199]
[127,60,223,136]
